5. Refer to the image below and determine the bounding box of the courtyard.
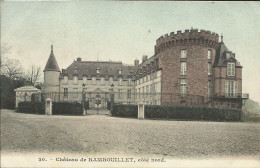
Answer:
[1,109,260,159]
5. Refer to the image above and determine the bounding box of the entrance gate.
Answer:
[83,88,112,115]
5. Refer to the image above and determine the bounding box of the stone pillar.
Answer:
[138,102,145,119]
[45,98,52,115]
[82,92,86,115]
[111,92,114,111]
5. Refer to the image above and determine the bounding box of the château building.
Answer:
[43,29,246,109]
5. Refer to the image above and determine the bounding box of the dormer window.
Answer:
[96,68,100,74]
[74,67,79,74]
[73,76,78,84]
[109,77,113,84]
[83,76,87,84]
[227,63,235,76]
[226,53,231,59]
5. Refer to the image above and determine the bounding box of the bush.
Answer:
[52,102,83,115]
[111,104,138,118]
[17,102,45,114]
[18,101,83,115]
[145,105,242,121]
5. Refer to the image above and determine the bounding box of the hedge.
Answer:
[111,104,242,121]
[52,102,83,115]
[17,102,83,115]
[145,105,242,121]
[111,104,138,118]
[17,102,45,115]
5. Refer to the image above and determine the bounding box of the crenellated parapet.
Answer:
[155,29,219,54]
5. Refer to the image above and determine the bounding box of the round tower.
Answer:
[43,45,60,94]
[154,29,219,105]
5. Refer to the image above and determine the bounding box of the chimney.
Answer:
[77,57,82,61]
[134,59,139,66]
[142,55,148,63]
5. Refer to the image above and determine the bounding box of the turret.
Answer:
[43,45,60,94]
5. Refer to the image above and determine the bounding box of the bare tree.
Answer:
[26,65,42,86]
[1,58,24,80]
[0,43,12,67]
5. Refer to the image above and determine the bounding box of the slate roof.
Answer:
[214,42,242,67]
[44,49,60,72]
[60,61,138,80]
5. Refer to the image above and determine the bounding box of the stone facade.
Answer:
[43,29,245,109]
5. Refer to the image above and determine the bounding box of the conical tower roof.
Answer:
[44,45,60,72]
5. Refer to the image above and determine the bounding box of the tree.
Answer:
[1,58,24,80]
[1,43,24,80]
[26,65,42,86]
[0,42,12,67]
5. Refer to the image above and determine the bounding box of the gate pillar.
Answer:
[138,102,145,119]
[45,98,52,115]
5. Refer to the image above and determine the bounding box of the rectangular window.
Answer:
[101,77,105,85]
[73,88,78,98]
[127,90,131,99]
[180,79,186,97]
[146,85,149,97]
[208,63,212,75]
[128,78,131,86]
[141,78,144,83]
[73,76,78,85]
[181,49,187,58]
[83,77,87,84]
[225,81,237,98]
[64,88,68,98]
[63,76,68,84]
[181,62,187,75]
[109,77,113,84]
[208,50,212,59]
[92,77,96,84]
[227,63,235,76]
[142,86,145,98]
[208,81,212,101]
[118,89,122,99]
[118,78,122,85]
[146,75,148,82]
[138,88,141,98]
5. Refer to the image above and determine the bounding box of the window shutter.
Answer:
[234,81,238,97]
[225,81,228,97]
[232,63,235,76]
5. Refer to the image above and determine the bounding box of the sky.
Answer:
[1,1,260,103]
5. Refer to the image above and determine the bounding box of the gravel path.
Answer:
[1,109,260,159]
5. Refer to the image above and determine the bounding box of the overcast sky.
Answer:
[1,1,260,103]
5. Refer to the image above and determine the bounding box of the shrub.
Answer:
[145,105,242,121]
[17,102,45,114]
[18,101,84,115]
[52,102,83,115]
[111,104,138,118]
